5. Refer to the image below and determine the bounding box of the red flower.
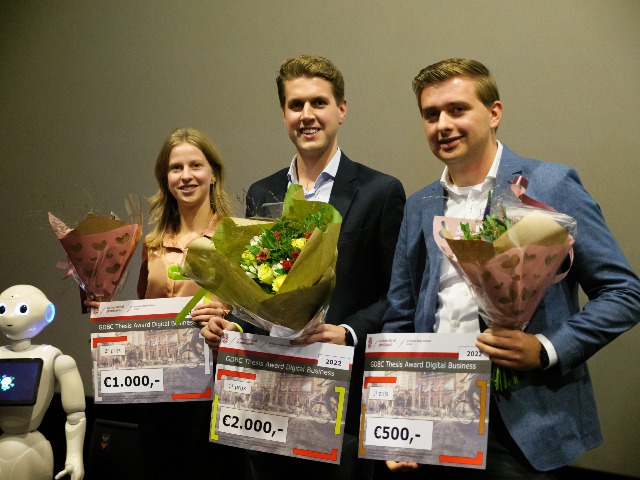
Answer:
[255,248,270,263]
[274,231,282,242]
[291,251,300,261]
[304,231,312,239]
[282,259,293,271]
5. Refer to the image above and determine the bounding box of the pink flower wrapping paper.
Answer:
[433,207,576,391]
[433,213,575,330]
[49,196,143,305]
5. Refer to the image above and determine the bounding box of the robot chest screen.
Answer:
[0,358,44,406]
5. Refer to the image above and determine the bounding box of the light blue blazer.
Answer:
[382,144,640,471]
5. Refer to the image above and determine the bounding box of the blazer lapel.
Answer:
[422,181,446,276]
[495,145,526,197]
[328,153,358,221]
[272,173,289,202]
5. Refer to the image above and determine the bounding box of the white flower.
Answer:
[241,264,258,278]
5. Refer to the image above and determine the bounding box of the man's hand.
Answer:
[289,323,347,346]
[385,460,419,473]
[476,327,543,371]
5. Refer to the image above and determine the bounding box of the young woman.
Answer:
[88,127,244,478]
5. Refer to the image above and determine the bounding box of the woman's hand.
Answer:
[83,294,100,310]
[190,300,230,327]
[199,304,239,353]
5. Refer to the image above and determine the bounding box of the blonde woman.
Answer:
[88,127,243,478]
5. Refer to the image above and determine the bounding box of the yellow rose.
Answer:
[272,274,287,292]
[241,250,255,266]
[291,237,307,250]
[257,264,275,284]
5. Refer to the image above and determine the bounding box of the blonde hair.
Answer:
[146,128,233,248]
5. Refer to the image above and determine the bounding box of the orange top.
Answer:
[137,222,217,300]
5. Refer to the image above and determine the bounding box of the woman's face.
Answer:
[167,142,215,209]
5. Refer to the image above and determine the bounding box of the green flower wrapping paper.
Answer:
[174,184,342,336]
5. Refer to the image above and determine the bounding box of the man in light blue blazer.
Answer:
[382,58,640,478]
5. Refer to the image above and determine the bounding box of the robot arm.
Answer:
[53,354,86,480]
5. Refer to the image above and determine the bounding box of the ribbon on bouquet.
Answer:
[511,175,557,212]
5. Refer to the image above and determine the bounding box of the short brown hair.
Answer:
[412,58,500,110]
[276,55,345,108]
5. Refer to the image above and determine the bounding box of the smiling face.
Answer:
[282,76,347,165]
[167,142,215,210]
[419,76,502,186]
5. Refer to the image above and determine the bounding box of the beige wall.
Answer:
[1,0,639,476]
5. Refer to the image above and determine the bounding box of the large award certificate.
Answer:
[90,297,214,404]
[358,333,491,470]
[210,331,354,464]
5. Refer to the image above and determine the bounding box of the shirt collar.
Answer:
[440,141,503,193]
[287,147,342,185]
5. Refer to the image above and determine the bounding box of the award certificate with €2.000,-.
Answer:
[210,330,354,465]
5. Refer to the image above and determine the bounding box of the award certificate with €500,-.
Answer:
[359,333,491,470]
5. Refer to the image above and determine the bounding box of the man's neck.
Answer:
[295,147,338,186]
[448,142,497,187]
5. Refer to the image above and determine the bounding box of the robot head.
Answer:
[0,285,55,341]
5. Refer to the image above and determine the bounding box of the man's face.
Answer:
[282,76,346,162]
[419,76,501,175]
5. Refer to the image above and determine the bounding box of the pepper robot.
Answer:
[0,285,85,480]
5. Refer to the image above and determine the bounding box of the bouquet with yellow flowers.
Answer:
[171,184,342,337]
[239,207,332,295]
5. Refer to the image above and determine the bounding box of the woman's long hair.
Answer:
[146,128,233,248]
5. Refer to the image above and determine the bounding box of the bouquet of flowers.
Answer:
[240,207,331,294]
[49,194,143,309]
[433,181,577,391]
[171,184,342,337]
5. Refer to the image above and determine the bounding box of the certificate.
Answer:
[210,331,354,464]
[90,297,214,404]
[358,333,491,470]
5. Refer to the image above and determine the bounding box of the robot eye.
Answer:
[0,303,6,315]
[15,303,29,315]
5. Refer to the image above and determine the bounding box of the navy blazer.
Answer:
[382,145,640,471]
[244,152,406,435]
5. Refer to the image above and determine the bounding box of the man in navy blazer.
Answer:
[205,55,405,480]
[382,58,640,478]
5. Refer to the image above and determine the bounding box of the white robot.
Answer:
[0,285,85,480]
